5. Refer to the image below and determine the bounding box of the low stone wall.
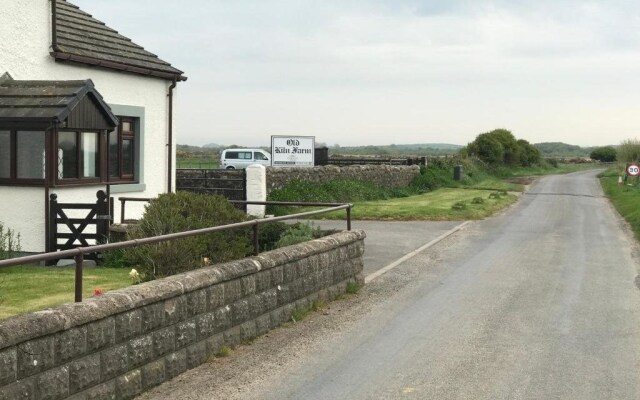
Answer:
[266,164,421,192]
[0,230,366,400]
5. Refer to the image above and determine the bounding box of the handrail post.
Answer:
[253,224,259,256]
[74,253,84,302]
[347,205,352,231]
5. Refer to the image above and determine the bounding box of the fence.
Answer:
[176,168,246,202]
[0,201,353,303]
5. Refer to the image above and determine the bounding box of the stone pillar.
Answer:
[246,164,267,217]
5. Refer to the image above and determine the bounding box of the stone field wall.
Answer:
[0,230,366,400]
[266,165,421,192]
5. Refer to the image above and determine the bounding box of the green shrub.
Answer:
[471,197,485,204]
[618,138,640,164]
[123,192,251,280]
[258,222,290,251]
[451,202,467,210]
[590,146,617,162]
[276,223,318,248]
[0,222,21,260]
[489,192,502,199]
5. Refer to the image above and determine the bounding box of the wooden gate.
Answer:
[48,190,111,263]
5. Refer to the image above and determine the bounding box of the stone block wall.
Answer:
[0,230,365,400]
[266,164,421,193]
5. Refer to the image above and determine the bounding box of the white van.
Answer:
[220,148,271,169]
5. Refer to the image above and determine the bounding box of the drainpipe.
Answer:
[167,78,177,193]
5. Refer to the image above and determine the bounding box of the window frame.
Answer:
[54,129,103,185]
[0,129,47,186]
[108,116,138,183]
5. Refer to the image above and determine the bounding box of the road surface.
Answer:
[139,170,640,400]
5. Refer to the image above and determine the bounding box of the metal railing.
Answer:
[118,197,153,223]
[0,202,352,303]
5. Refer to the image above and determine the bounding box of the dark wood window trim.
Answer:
[0,129,46,186]
[54,129,105,186]
[108,117,138,183]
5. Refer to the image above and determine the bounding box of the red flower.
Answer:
[93,289,104,296]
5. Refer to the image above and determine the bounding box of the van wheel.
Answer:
[225,166,235,170]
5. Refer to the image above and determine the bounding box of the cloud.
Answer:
[72,0,640,146]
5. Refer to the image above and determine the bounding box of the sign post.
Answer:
[271,136,315,168]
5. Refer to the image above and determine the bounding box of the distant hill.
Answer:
[534,142,595,157]
[203,143,221,148]
[331,143,462,156]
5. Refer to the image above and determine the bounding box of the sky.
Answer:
[73,0,640,148]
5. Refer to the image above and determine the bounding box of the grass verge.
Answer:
[0,266,131,319]
[599,168,640,239]
[293,188,518,221]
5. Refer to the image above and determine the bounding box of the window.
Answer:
[0,130,46,182]
[109,117,136,181]
[254,152,268,161]
[0,131,9,178]
[56,131,100,181]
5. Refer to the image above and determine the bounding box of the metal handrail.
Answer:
[118,197,153,223]
[0,202,353,303]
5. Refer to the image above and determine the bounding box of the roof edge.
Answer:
[51,51,187,82]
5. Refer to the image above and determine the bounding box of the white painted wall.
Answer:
[0,0,178,252]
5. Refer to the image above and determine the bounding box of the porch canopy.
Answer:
[0,73,119,185]
[0,73,117,130]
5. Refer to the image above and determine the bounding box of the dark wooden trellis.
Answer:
[48,190,111,264]
[175,168,247,210]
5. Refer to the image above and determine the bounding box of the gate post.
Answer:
[246,165,266,217]
[46,194,58,266]
[96,190,109,243]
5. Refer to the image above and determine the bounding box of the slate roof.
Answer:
[51,0,186,81]
[0,74,118,127]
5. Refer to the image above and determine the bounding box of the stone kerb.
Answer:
[0,230,366,400]
[266,164,420,193]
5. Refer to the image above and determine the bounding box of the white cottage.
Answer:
[0,0,186,253]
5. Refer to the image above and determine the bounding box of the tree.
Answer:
[589,146,617,162]
[465,129,541,167]
[517,139,542,166]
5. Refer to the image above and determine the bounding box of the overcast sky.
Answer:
[73,0,640,147]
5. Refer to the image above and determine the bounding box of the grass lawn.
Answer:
[176,159,219,169]
[316,188,518,221]
[0,266,131,319]
[599,168,640,240]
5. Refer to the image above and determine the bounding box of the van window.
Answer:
[225,151,239,159]
[239,152,252,159]
[254,152,268,161]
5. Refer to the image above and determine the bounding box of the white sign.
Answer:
[628,164,640,176]
[271,136,315,167]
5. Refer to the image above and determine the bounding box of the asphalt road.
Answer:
[139,170,640,400]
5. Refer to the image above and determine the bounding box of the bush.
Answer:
[590,146,617,162]
[276,223,318,248]
[617,139,640,164]
[471,197,485,204]
[122,192,251,280]
[0,222,21,260]
[451,202,467,210]
[258,222,290,251]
